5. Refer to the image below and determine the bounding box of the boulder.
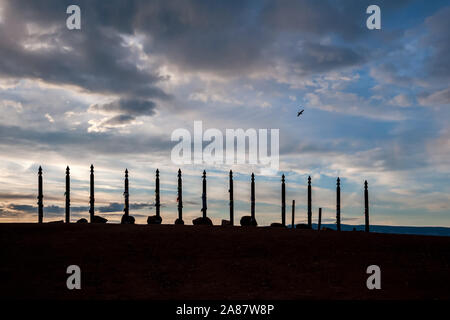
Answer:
[295,223,312,230]
[121,215,135,224]
[240,216,257,227]
[174,218,185,225]
[192,216,213,226]
[76,218,88,224]
[92,215,108,223]
[270,222,285,228]
[221,219,232,226]
[147,215,162,224]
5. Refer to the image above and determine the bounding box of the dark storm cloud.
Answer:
[7,204,36,213]
[133,0,410,74]
[88,99,157,127]
[0,193,35,201]
[261,0,412,37]
[422,6,450,81]
[0,0,407,86]
[101,114,137,126]
[290,42,364,75]
[0,123,172,156]
[0,192,60,201]
[98,202,153,213]
[0,0,170,111]
[98,202,123,213]
[89,99,157,116]
[0,202,153,217]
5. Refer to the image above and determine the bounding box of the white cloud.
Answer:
[0,99,23,112]
[45,113,55,123]
[389,94,412,107]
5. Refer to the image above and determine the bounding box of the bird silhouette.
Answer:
[297,109,304,117]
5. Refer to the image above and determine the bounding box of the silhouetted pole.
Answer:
[155,169,160,217]
[124,169,129,219]
[37,166,43,223]
[318,208,322,231]
[251,173,255,221]
[364,180,369,232]
[201,170,207,218]
[177,169,183,221]
[307,176,312,228]
[336,177,341,231]
[89,165,95,223]
[281,174,286,226]
[229,170,234,226]
[291,200,295,229]
[65,166,70,223]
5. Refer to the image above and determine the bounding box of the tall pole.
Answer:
[336,177,341,231]
[291,200,295,229]
[38,166,43,223]
[65,166,70,223]
[364,180,369,232]
[201,170,207,218]
[177,169,183,222]
[281,174,286,226]
[89,165,95,223]
[124,169,129,219]
[307,176,312,228]
[251,173,255,221]
[229,170,234,226]
[155,169,160,217]
[318,207,322,231]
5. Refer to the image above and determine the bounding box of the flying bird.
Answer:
[297,109,304,117]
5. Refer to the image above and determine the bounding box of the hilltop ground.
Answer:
[1,223,449,300]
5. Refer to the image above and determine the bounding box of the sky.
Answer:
[0,0,448,226]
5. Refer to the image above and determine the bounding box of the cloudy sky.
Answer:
[0,0,448,226]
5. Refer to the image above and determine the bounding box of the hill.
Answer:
[1,223,449,300]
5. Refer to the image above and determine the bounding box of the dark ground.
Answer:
[1,223,450,300]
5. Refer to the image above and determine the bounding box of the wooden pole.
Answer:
[65,166,70,223]
[281,174,286,226]
[155,169,160,217]
[308,176,312,228]
[89,165,95,223]
[124,169,129,218]
[291,200,295,229]
[318,207,322,231]
[201,170,207,218]
[177,169,183,222]
[229,170,234,226]
[37,166,43,223]
[336,177,341,231]
[364,180,369,232]
[251,173,255,221]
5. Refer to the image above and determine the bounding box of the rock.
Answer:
[192,217,213,226]
[92,215,108,223]
[221,219,231,226]
[174,218,184,225]
[76,218,88,224]
[270,222,285,227]
[147,215,162,224]
[47,220,64,224]
[121,215,135,224]
[240,216,257,227]
[295,223,312,230]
